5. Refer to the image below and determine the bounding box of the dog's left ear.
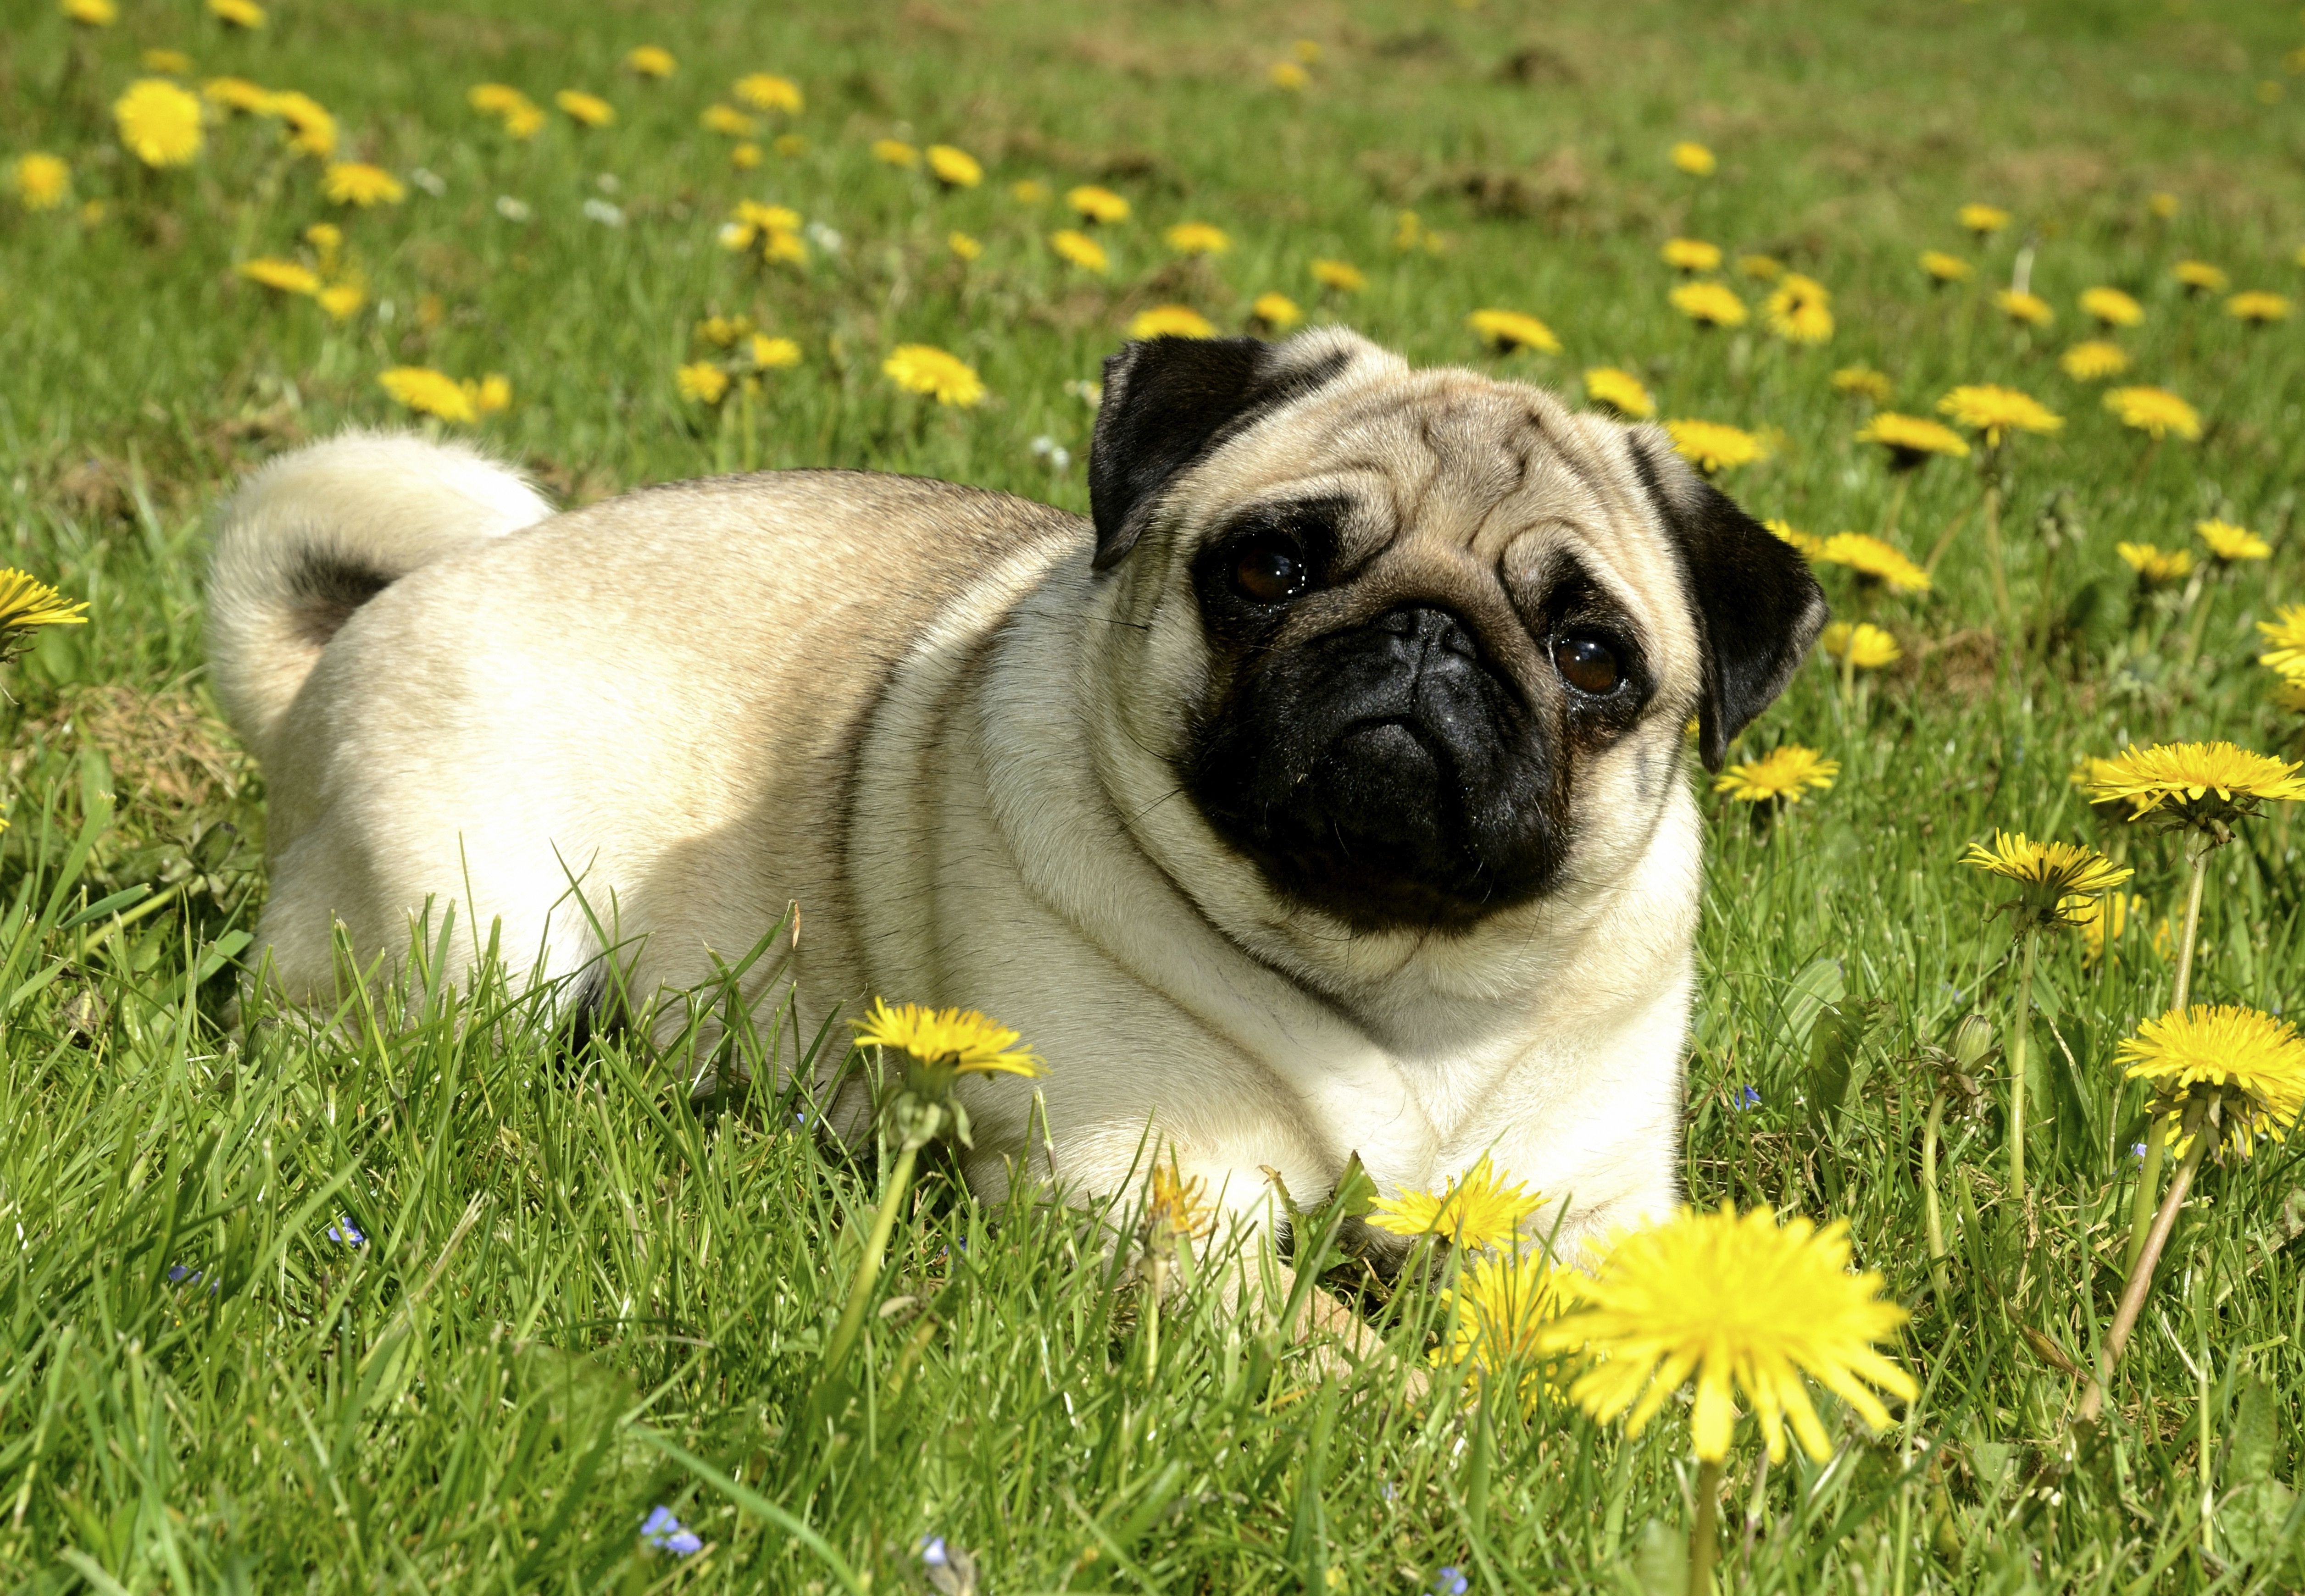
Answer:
[1088,330,1373,570]
[1627,432,1829,770]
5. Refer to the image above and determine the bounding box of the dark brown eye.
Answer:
[1231,536,1307,605]
[1554,635,1622,695]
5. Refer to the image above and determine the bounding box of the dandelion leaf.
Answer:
[1779,955,1845,1052]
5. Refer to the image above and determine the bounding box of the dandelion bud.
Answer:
[1951,1013,1995,1071]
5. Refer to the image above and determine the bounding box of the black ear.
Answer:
[1087,333,1359,570]
[1627,434,1829,771]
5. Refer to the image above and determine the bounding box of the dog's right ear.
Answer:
[1088,331,1371,570]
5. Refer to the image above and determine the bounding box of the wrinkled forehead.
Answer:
[1177,367,1680,598]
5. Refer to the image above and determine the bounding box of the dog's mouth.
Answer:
[1186,605,1568,931]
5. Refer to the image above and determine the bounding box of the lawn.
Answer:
[3,0,2305,1589]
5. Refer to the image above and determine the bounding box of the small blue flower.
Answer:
[1433,1567,1469,1596]
[167,1264,201,1285]
[918,1535,949,1567]
[641,1505,702,1556]
[1733,1085,1763,1110]
[327,1217,366,1247]
[2132,1142,2149,1160]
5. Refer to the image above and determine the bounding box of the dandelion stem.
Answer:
[1982,481,2015,639]
[2080,1096,2209,1425]
[2126,836,2211,1269]
[1921,501,1977,576]
[2007,927,2038,1209]
[818,1139,922,1398]
[1688,1457,1725,1596]
[1922,1090,1950,1300]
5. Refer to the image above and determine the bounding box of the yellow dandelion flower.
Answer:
[2173,260,2228,295]
[2117,1006,2305,1153]
[1670,140,1716,176]
[761,227,807,265]
[316,283,364,321]
[677,362,731,405]
[1821,621,1901,671]
[1765,274,1834,344]
[1936,384,2063,446]
[305,221,342,256]
[379,367,478,424]
[1814,532,1930,594]
[697,315,752,348]
[2116,542,2193,587]
[63,0,117,23]
[1011,178,1050,205]
[2082,741,2305,824]
[1128,305,1217,340]
[1251,292,1303,331]
[734,74,803,114]
[1067,184,1130,224]
[1919,250,1974,284]
[2149,192,2179,219]
[872,138,919,169]
[141,48,193,75]
[701,105,758,138]
[468,83,528,116]
[947,230,982,261]
[205,77,272,114]
[1164,221,1231,256]
[625,45,676,79]
[474,375,511,416]
[2195,519,2269,563]
[731,142,761,170]
[1437,1248,1573,1411]
[1661,237,1722,272]
[883,344,985,407]
[1958,202,2010,236]
[2079,286,2144,328]
[114,79,205,169]
[1738,253,1784,282]
[2227,291,2293,324]
[1670,281,1747,327]
[1583,367,1656,420]
[925,144,981,188]
[2071,891,2144,966]
[1534,1205,1915,1464]
[1714,745,1839,804]
[1468,309,1561,355]
[208,0,265,28]
[853,997,1040,1076]
[9,154,70,212]
[773,133,807,157]
[236,257,320,295]
[2061,339,2130,381]
[1665,419,1766,476]
[734,200,802,233]
[1367,1157,1542,1251]
[1145,1159,1216,1248]
[322,162,405,207]
[556,90,614,128]
[0,571,89,634]
[1962,831,2133,929]
[1994,289,2054,328]
[1269,60,1310,90]
[1049,229,1108,274]
[1763,518,1825,560]
[748,335,800,370]
[263,90,338,157]
[1855,413,1969,467]
[2256,605,2305,678]
[2104,385,2199,442]
[1392,211,1426,252]
[1832,366,1893,403]
[1311,258,1366,294]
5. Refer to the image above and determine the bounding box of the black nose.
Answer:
[1186,601,1563,931]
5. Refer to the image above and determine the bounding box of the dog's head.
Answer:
[1084,328,1826,937]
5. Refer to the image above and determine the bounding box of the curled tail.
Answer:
[207,431,551,769]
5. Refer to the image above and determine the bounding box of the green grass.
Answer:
[5,0,2305,1589]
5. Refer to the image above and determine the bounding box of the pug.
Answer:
[208,328,1824,1255]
